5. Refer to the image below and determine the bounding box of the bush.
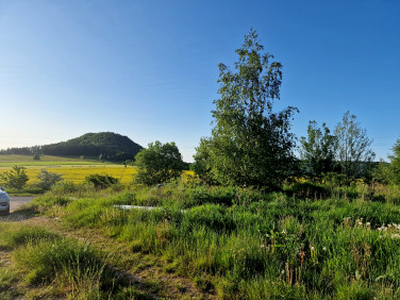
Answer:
[85,174,119,189]
[35,169,63,191]
[0,166,29,190]
[135,141,185,185]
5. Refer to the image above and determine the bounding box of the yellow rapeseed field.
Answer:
[0,165,138,184]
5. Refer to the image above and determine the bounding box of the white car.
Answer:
[0,187,10,216]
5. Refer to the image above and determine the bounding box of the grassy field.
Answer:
[0,154,104,166]
[1,182,398,299]
[0,155,137,184]
[7,155,400,298]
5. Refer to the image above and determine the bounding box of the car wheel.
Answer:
[0,206,10,216]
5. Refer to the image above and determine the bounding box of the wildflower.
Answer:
[322,247,327,251]
[366,222,370,226]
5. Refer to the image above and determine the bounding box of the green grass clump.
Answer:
[0,224,135,299]
[0,225,60,250]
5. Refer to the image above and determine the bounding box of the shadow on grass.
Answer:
[0,208,37,222]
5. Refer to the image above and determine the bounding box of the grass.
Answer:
[0,222,159,299]
[25,181,400,299]
[6,177,400,298]
[0,154,105,165]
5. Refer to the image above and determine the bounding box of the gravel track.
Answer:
[0,197,35,222]
[10,196,34,212]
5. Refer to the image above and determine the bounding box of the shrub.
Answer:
[0,166,29,190]
[134,141,185,185]
[35,169,63,191]
[85,174,119,189]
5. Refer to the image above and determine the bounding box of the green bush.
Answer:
[35,169,63,191]
[0,166,29,190]
[85,174,119,189]
[32,195,73,210]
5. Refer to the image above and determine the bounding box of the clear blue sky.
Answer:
[1,0,399,162]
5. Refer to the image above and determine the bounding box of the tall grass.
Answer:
[0,224,147,299]
[32,181,400,298]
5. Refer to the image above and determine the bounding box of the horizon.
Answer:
[1,1,399,162]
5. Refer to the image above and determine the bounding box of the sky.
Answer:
[0,0,399,162]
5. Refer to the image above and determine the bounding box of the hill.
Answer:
[0,132,143,161]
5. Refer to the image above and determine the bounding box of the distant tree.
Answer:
[0,165,29,190]
[334,111,375,182]
[195,29,297,188]
[33,154,41,161]
[135,141,185,185]
[300,121,337,180]
[36,169,63,191]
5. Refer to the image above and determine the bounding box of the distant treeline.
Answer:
[0,132,143,162]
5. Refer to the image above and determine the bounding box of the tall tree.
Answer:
[300,121,337,179]
[197,29,297,188]
[334,111,375,181]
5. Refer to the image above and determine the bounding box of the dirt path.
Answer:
[0,202,216,299]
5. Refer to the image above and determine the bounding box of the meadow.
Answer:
[1,180,400,299]
[3,155,400,298]
[0,155,137,185]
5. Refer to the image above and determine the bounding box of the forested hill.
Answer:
[0,132,143,161]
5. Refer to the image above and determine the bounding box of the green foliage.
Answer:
[32,154,40,161]
[35,169,63,191]
[334,111,375,182]
[0,165,29,190]
[377,140,400,185]
[197,29,297,188]
[300,121,337,179]
[85,174,119,189]
[32,194,73,210]
[135,141,185,185]
[191,138,216,185]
